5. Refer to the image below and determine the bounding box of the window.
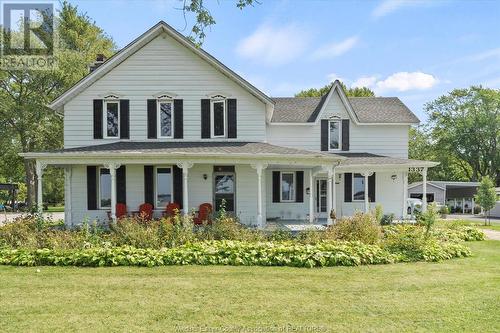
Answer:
[157,100,174,138]
[99,168,111,209]
[211,100,226,138]
[329,120,341,150]
[156,167,172,208]
[104,100,119,138]
[280,172,295,202]
[353,173,365,201]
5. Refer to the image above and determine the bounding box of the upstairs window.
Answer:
[157,100,174,138]
[104,100,119,138]
[353,173,365,201]
[211,99,226,138]
[329,120,341,150]
[280,172,295,202]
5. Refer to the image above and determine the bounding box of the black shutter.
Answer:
[174,99,183,139]
[87,166,97,210]
[342,119,350,151]
[227,99,237,138]
[120,100,130,139]
[295,171,304,203]
[272,171,280,203]
[344,173,352,202]
[368,173,376,202]
[93,100,103,139]
[201,99,211,139]
[321,119,328,151]
[173,165,183,209]
[144,165,154,207]
[147,99,157,139]
[116,166,126,204]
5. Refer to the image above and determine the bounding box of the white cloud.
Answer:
[351,72,438,93]
[311,36,359,60]
[351,76,377,88]
[236,24,309,66]
[372,0,437,19]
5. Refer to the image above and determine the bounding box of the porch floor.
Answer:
[265,218,328,232]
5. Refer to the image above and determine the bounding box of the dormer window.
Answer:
[328,119,341,150]
[211,97,227,138]
[104,99,120,138]
[157,99,174,138]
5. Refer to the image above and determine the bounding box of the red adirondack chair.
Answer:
[163,202,181,218]
[138,203,154,221]
[193,203,213,225]
[116,203,128,219]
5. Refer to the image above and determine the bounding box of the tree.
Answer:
[425,86,499,185]
[0,2,115,208]
[295,82,375,97]
[475,176,497,225]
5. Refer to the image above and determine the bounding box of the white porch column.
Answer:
[332,167,337,219]
[64,167,72,226]
[422,167,428,212]
[35,161,47,214]
[363,172,370,213]
[471,198,475,215]
[251,163,268,228]
[309,170,314,223]
[104,163,120,221]
[324,166,334,225]
[402,170,408,219]
[177,162,194,215]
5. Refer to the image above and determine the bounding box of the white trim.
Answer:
[103,100,120,139]
[408,182,445,191]
[210,99,227,138]
[154,166,173,209]
[98,167,111,209]
[328,119,342,151]
[352,173,365,202]
[157,99,174,139]
[314,80,360,125]
[207,92,231,99]
[48,21,274,111]
[280,171,296,202]
[153,91,178,99]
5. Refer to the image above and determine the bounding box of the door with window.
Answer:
[213,172,235,213]
[315,179,328,217]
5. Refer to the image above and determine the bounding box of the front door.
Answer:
[316,179,327,217]
[213,172,235,213]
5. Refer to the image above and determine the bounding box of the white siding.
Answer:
[267,91,410,158]
[407,183,445,204]
[64,34,267,148]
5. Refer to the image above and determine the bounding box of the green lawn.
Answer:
[0,241,499,333]
[438,218,500,231]
[44,205,64,213]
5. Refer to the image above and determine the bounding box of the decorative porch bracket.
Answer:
[251,163,268,228]
[176,162,194,215]
[103,163,121,221]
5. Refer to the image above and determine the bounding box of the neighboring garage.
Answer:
[408,181,480,214]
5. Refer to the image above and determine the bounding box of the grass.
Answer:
[438,218,500,231]
[44,205,64,213]
[0,241,499,332]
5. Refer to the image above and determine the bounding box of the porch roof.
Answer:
[335,153,438,171]
[21,141,344,164]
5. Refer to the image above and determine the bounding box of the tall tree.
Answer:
[295,82,375,97]
[475,176,497,225]
[0,2,115,207]
[425,86,499,185]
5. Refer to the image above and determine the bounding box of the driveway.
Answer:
[0,212,64,225]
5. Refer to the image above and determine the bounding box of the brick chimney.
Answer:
[89,54,107,73]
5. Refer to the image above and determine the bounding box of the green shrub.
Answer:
[266,229,293,242]
[416,202,440,236]
[439,206,450,216]
[328,212,381,244]
[432,226,485,242]
[380,214,394,226]
[195,216,264,242]
[296,229,325,244]
[373,204,384,224]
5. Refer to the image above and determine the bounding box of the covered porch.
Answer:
[22,141,343,227]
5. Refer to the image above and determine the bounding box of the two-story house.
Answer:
[22,22,437,227]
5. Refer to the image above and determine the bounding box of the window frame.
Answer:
[210,99,227,138]
[98,167,111,209]
[280,171,296,202]
[157,99,174,139]
[154,166,173,209]
[352,173,365,202]
[103,99,120,139]
[328,119,342,151]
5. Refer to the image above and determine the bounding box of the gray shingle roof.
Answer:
[336,153,437,168]
[271,96,420,124]
[44,141,338,158]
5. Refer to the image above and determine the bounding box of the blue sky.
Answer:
[69,0,500,121]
